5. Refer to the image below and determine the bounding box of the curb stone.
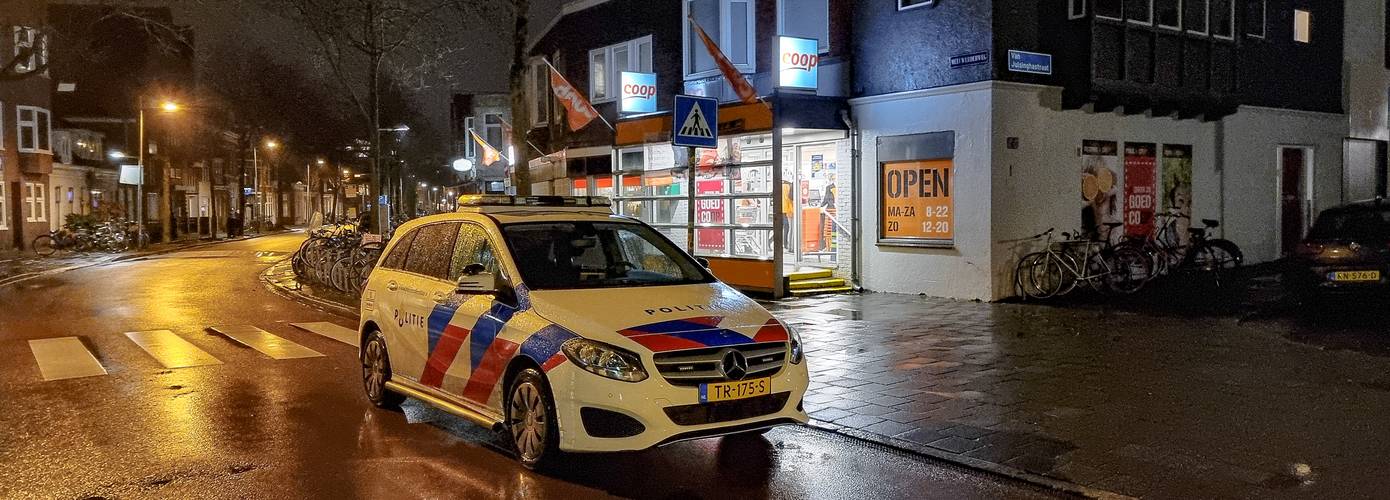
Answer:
[807,419,1134,500]
[258,257,358,319]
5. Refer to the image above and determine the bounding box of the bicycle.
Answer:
[1015,226,1151,299]
[1117,209,1243,289]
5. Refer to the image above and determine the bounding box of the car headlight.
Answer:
[787,323,804,365]
[561,338,648,382]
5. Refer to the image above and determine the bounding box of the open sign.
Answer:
[620,71,658,114]
[777,36,819,90]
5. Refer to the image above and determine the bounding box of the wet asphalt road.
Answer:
[0,233,1061,500]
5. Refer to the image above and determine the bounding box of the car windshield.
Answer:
[501,221,713,290]
[1308,207,1390,242]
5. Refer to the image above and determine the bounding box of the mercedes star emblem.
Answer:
[719,348,749,380]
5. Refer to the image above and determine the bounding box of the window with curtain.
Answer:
[779,0,830,52]
[684,0,756,77]
[589,36,654,102]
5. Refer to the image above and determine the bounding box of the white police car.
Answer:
[358,195,809,467]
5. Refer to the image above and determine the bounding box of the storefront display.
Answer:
[880,159,953,244]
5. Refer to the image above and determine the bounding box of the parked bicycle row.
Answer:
[290,221,385,296]
[33,217,150,256]
[1014,208,1243,300]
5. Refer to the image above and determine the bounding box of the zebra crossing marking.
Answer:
[28,337,107,381]
[207,324,324,360]
[125,330,223,368]
[290,322,359,347]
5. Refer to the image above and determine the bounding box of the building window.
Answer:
[12,27,47,75]
[0,100,5,150]
[1245,0,1266,38]
[779,0,830,52]
[464,116,476,158]
[684,0,756,78]
[1185,0,1208,34]
[484,113,504,151]
[528,58,550,126]
[16,106,51,154]
[1211,0,1233,38]
[1068,0,1087,19]
[897,0,933,10]
[1293,9,1312,43]
[0,182,7,230]
[1156,0,1181,29]
[24,182,46,223]
[1096,0,1122,19]
[589,36,654,103]
[1125,0,1153,24]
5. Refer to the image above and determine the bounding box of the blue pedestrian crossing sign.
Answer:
[673,95,718,149]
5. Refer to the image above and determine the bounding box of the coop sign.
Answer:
[778,36,819,90]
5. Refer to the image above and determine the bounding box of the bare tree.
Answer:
[447,0,532,196]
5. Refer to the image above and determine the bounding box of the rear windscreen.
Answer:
[1308,207,1390,242]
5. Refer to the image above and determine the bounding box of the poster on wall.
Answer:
[1161,144,1193,247]
[1080,140,1123,242]
[880,159,953,244]
[695,178,726,251]
[1123,142,1157,237]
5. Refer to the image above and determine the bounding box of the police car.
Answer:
[358,195,809,467]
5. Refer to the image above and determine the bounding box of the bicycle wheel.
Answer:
[1103,246,1152,294]
[1023,252,1068,299]
[1014,252,1049,299]
[1186,240,1242,289]
[32,235,56,257]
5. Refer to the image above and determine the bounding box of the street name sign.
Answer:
[1007,50,1052,75]
[673,95,718,149]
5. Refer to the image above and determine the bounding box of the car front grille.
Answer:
[663,392,792,426]
[651,341,787,386]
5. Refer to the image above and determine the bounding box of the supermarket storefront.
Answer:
[566,95,852,297]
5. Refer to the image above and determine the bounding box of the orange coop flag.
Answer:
[470,128,504,166]
[688,16,759,105]
[547,63,601,132]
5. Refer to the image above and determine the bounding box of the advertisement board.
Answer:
[1123,142,1157,237]
[695,179,726,251]
[1161,144,1193,246]
[880,159,953,244]
[620,71,657,114]
[778,36,819,90]
[1080,140,1123,242]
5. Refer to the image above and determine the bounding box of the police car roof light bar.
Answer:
[456,194,612,209]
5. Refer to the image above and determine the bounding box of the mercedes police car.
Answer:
[357,195,809,467]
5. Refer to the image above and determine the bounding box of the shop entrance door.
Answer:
[1279,146,1313,255]
[785,141,841,267]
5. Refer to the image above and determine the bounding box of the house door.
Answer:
[1279,147,1312,255]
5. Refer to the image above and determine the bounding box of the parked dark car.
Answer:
[1287,199,1390,295]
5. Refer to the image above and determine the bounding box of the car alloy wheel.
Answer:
[362,332,403,408]
[507,368,559,468]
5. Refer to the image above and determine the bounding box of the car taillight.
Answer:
[1294,242,1324,257]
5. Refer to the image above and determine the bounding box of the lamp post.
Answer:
[128,97,180,248]
[252,139,278,234]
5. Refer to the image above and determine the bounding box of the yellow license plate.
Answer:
[700,377,771,403]
[1329,270,1381,282]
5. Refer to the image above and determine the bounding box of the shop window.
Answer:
[1069,0,1087,20]
[1245,0,1265,38]
[1096,0,1122,20]
[464,116,476,158]
[17,106,51,154]
[897,0,933,10]
[24,182,46,223]
[1184,0,1208,34]
[684,0,756,78]
[778,0,830,52]
[0,182,7,230]
[528,58,550,126]
[589,36,654,103]
[1293,9,1312,43]
[1155,0,1180,29]
[1125,0,1152,25]
[1211,0,1233,38]
[12,27,47,75]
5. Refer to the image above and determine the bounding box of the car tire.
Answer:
[362,330,405,409]
[507,367,561,469]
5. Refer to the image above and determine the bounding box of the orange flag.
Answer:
[688,17,759,105]
[470,129,504,165]
[547,63,601,132]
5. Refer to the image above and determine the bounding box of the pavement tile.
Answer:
[896,428,949,447]
[861,419,919,438]
[831,414,884,429]
[940,425,994,439]
[925,436,984,454]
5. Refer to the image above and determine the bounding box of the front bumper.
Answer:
[548,359,810,453]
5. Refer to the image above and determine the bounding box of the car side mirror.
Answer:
[696,257,710,269]
[456,263,497,294]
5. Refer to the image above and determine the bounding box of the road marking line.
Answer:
[28,337,108,381]
[124,330,223,368]
[290,322,359,347]
[207,325,324,360]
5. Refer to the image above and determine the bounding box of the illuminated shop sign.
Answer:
[620,71,658,114]
[777,36,819,90]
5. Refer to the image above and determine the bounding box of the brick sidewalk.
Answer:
[764,293,1390,499]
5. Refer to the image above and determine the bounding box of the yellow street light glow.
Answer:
[265,140,278,149]
[342,169,350,175]
[316,159,326,165]
[160,101,179,112]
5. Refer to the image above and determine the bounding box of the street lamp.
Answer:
[251,138,278,234]
[133,97,181,248]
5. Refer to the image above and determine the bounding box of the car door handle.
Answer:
[432,292,448,303]
[386,281,398,291]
